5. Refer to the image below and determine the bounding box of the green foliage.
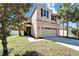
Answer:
[71,4,79,22]
[57,3,72,37]
[0,3,31,55]
[71,28,77,36]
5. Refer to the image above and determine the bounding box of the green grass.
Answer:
[0,35,32,56]
[31,41,79,56]
[0,35,79,56]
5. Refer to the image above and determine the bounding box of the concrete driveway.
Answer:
[44,36,79,51]
[26,36,79,51]
[44,36,79,46]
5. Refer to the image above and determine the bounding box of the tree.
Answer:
[0,3,31,56]
[71,4,79,31]
[58,3,71,37]
[71,27,77,36]
[57,8,66,36]
[11,16,28,36]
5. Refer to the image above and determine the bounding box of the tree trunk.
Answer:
[2,37,8,56]
[1,21,8,56]
[62,23,64,36]
[76,22,78,30]
[66,21,69,37]
[76,22,78,37]
[18,30,21,36]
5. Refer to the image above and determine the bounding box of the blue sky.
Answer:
[25,3,77,28]
[25,3,61,16]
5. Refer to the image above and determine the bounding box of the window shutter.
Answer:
[47,11,49,18]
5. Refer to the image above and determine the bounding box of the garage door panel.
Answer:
[41,29,57,37]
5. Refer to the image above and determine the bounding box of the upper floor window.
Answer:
[54,16,56,21]
[51,14,54,20]
[51,14,56,21]
[41,8,49,18]
[44,10,47,17]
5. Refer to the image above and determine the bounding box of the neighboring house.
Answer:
[59,29,67,36]
[24,4,59,38]
[59,25,73,36]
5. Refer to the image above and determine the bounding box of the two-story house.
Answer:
[24,4,59,38]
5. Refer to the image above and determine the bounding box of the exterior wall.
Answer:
[31,8,38,38]
[37,6,56,23]
[31,5,59,38]
[59,30,67,36]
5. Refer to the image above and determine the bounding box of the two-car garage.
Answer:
[37,20,59,38]
[40,27,57,37]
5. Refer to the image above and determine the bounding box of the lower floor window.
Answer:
[41,27,57,30]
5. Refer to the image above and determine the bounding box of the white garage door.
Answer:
[41,28,57,37]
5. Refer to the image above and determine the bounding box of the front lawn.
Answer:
[0,35,79,56]
[0,35,31,56]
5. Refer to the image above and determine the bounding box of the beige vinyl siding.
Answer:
[31,8,38,38]
[37,6,57,23]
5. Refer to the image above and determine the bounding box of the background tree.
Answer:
[9,13,29,36]
[71,4,79,31]
[57,8,66,36]
[58,3,71,37]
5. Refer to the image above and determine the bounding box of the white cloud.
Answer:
[51,3,54,6]
[47,3,57,14]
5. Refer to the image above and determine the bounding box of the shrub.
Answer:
[71,28,77,36]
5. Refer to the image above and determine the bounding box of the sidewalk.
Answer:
[56,42,79,51]
[26,36,45,42]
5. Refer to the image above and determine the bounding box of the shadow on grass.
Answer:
[15,50,44,56]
